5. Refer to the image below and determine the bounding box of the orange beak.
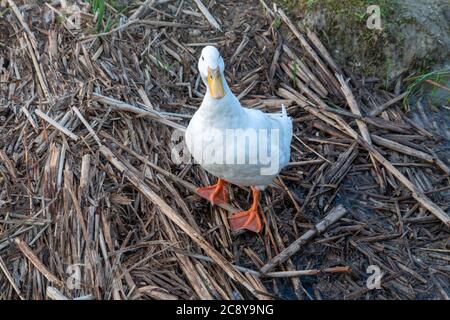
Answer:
[207,67,225,99]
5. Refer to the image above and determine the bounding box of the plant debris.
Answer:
[0,0,449,300]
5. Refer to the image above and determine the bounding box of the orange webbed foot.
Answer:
[229,207,262,233]
[196,178,229,205]
[228,186,263,233]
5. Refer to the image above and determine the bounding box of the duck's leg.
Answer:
[229,186,262,233]
[196,178,229,205]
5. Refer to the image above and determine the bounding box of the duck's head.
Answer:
[198,46,225,99]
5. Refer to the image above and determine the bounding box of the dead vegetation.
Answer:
[0,0,449,300]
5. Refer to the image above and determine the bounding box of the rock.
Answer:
[288,0,449,84]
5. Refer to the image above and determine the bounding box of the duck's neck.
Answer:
[200,74,243,119]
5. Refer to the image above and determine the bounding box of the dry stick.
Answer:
[280,87,450,226]
[371,134,450,175]
[402,115,434,139]
[193,0,222,31]
[147,52,178,78]
[14,238,63,286]
[306,28,343,75]
[72,106,102,144]
[73,110,214,298]
[266,266,351,278]
[338,126,450,226]
[369,92,407,117]
[280,65,329,110]
[20,95,38,132]
[230,35,249,65]
[0,255,24,299]
[293,135,331,164]
[266,203,304,299]
[64,164,98,284]
[173,249,351,278]
[136,285,179,300]
[35,109,79,141]
[324,142,358,185]
[260,205,347,274]
[129,0,155,20]
[91,93,186,132]
[46,286,69,300]
[279,84,354,119]
[0,150,18,183]
[397,263,427,284]
[137,87,154,110]
[281,47,328,97]
[259,0,275,17]
[429,269,450,300]
[277,177,302,213]
[278,86,358,139]
[425,79,450,93]
[21,107,39,131]
[282,45,328,94]
[337,74,384,190]
[318,107,450,226]
[99,131,239,214]
[351,138,450,226]
[79,154,91,197]
[173,249,261,276]
[157,175,202,232]
[277,8,341,95]
[345,272,403,300]
[337,75,371,143]
[287,159,324,167]
[362,116,411,134]
[99,145,264,299]
[159,215,214,299]
[7,0,51,100]
[80,19,208,41]
[312,121,349,140]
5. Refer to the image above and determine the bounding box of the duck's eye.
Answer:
[202,56,204,61]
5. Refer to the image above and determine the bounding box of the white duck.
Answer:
[185,46,292,233]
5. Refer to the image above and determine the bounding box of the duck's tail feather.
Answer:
[267,104,289,119]
[281,103,287,117]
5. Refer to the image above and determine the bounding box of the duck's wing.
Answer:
[269,104,293,169]
[242,104,293,170]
